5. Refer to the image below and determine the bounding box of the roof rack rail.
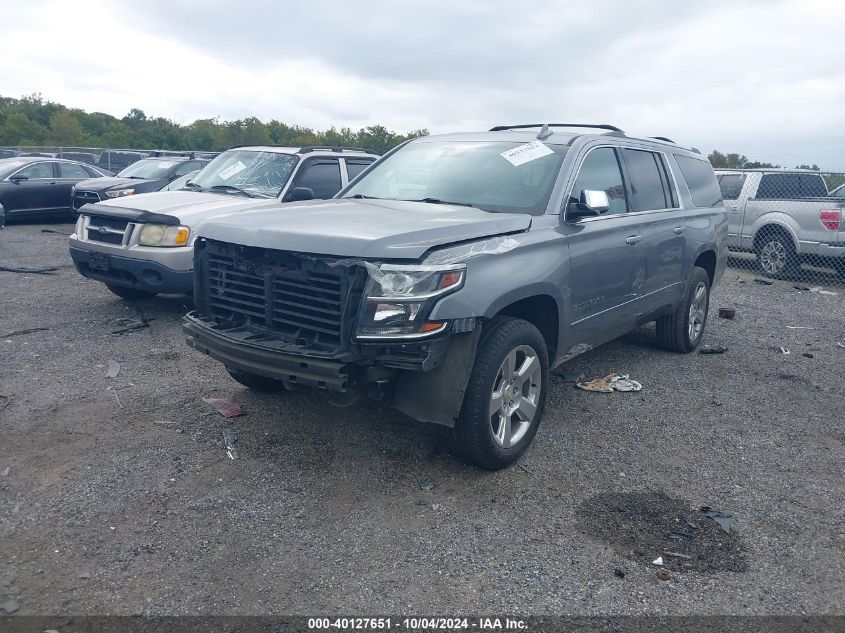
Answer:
[650,136,676,143]
[297,145,374,154]
[489,123,625,134]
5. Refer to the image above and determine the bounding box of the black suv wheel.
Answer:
[451,317,548,470]
[655,266,710,353]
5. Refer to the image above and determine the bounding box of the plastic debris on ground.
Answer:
[1,467,9,477]
[793,285,811,292]
[803,353,814,359]
[105,360,121,378]
[110,317,152,335]
[786,326,814,329]
[838,342,845,349]
[656,568,672,581]
[609,374,642,392]
[701,506,734,533]
[753,277,774,285]
[420,481,437,491]
[0,395,10,411]
[222,429,239,460]
[0,265,58,275]
[779,347,790,355]
[651,556,664,566]
[614,568,625,578]
[203,397,245,418]
[717,307,736,319]
[577,373,641,392]
[1,598,19,614]
[1,327,49,339]
[809,286,838,296]
[699,345,728,355]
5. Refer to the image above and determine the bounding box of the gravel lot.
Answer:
[1,222,843,616]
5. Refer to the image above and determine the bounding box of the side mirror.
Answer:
[9,174,28,183]
[284,186,315,202]
[567,189,609,220]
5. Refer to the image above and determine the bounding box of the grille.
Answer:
[202,240,361,349]
[87,215,130,245]
[73,190,100,210]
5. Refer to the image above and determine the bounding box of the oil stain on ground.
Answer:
[576,492,748,573]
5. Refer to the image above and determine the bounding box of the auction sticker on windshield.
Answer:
[219,160,247,180]
[500,141,554,167]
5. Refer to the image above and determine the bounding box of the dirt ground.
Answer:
[1,222,844,616]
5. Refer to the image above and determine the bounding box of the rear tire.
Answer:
[754,227,799,278]
[105,284,157,300]
[655,266,710,353]
[451,317,548,470]
[227,370,289,393]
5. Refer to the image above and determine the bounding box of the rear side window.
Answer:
[756,174,799,199]
[675,155,722,207]
[800,174,827,197]
[345,159,374,181]
[59,162,90,179]
[570,147,628,214]
[295,159,342,198]
[718,174,746,200]
[622,149,673,211]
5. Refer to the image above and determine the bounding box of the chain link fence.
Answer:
[715,169,845,289]
[0,145,218,174]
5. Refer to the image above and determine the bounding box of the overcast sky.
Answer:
[3,0,844,168]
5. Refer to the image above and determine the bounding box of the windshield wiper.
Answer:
[182,182,204,191]
[349,194,380,199]
[208,184,256,198]
[403,197,477,208]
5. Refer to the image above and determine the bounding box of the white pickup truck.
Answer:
[716,169,845,276]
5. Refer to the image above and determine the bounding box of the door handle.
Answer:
[625,235,642,246]
[673,226,686,234]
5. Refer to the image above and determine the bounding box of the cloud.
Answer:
[1,0,844,168]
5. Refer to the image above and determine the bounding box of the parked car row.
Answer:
[62,124,728,469]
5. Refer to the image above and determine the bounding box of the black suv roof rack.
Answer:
[650,136,676,143]
[489,123,625,134]
[297,145,374,154]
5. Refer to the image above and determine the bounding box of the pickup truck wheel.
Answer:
[755,227,799,278]
[452,317,548,470]
[226,370,289,393]
[105,284,157,300]
[655,266,710,353]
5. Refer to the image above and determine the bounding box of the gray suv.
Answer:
[183,124,728,469]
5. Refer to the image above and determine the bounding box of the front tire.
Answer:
[105,284,157,300]
[227,370,289,393]
[451,317,548,470]
[655,266,710,353]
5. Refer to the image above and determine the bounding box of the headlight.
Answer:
[139,223,191,247]
[356,264,465,339]
[105,189,134,198]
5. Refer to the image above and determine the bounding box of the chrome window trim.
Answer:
[5,160,55,181]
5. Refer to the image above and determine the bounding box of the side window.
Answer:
[622,149,670,211]
[718,174,746,200]
[800,175,827,198]
[674,155,722,207]
[174,161,201,176]
[59,162,90,179]
[345,159,374,181]
[295,159,342,198]
[570,148,628,214]
[16,162,55,179]
[756,174,799,199]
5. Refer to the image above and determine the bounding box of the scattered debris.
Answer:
[1,597,19,614]
[108,388,123,408]
[664,551,692,560]
[0,265,58,275]
[786,326,814,329]
[793,284,811,292]
[656,568,672,581]
[203,397,244,418]
[78,571,92,579]
[614,568,625,579]
[779,347,790,355]
[420,481,437,491]
[40,229,71,235]
[651,556,664,566]
[717,307,736,319]
[809,286,838,296]
[222,429,239,460]
[702,507,734,533]
[838,342,845,349]
[802,353,814,359]
[699,345,728,355]
[110,318,152,335]
[0,395,10,412]
[106,360,121,378]
[577,373,641,393]
[753,277,774,285]
[1,467,9,477]
[0,327,49,339]
[431,503,443,511]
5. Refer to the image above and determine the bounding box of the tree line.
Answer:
[706,149,820,171]
[0,94,428,155]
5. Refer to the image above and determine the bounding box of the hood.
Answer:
[88,191,281,225]
[198,198,532,259]
[75,176,154,192]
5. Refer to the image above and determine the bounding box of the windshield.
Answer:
[118,159,180,179]
[343,140,567,214]
[189,150,299,198]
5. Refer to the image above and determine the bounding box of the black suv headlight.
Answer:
[355,264,466,339]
